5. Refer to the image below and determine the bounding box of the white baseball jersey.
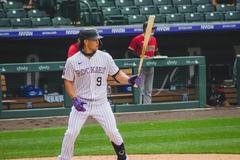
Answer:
[62,50,119,102]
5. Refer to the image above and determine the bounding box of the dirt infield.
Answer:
[14,154,240,160]
[1,106,240,131]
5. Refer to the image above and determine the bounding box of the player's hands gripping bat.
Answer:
[72,97,86,112]
[128,75,141,87]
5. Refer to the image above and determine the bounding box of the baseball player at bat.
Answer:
[58,28,141,160]
[125,21,158,104]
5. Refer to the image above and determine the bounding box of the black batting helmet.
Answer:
[78,28,102,41]
[78,28,103,50]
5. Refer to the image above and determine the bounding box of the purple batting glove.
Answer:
[128,75,141,87]
[72,97,86,112]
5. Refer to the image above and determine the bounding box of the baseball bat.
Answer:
[137,15,155,76]
[134,15,155,87]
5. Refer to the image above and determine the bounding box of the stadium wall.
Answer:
[0,30,239,97]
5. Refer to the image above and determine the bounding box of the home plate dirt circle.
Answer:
[14,154,240,160]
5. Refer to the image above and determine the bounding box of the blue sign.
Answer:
[0,22,239,39]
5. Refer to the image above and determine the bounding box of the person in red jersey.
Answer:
[67,32,81,58]
[126,21,159,104]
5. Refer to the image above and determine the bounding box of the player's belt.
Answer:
[80,97,96,102]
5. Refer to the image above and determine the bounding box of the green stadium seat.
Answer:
[81,0,98,10]
[102,7,124,25]
[121,6,139,15]
[166,13,185,23]
[197,4,215,13]
[52,17,72,26]
[134,0,153,6]
[185,12,204,22]
[0,18,10,27]
[37,0,56,10]
[105,15,128,25]
[10,18,31,28]
[205,12,224,22]
[97,0,115,8]
[224,11,240,21]
[91,12,104,25]
[216,4,236,12]
[178,5,197,13]
[158,5,177,14]
[0,9,5,18]
[139,6,158,15]
[31,17,52,27]
[155,14,166,23]
[115,0,134,7]
[128,15,147,24]
[191,0,210,5]
[59,0,78,22]
[102,7,121,18]
[6,9,26,18]
[81,11,104,26]
[172,0,191,6]
[27,9,47,18]
[153,0,172,6]
[3,1,23,10]
[237,3,240,11]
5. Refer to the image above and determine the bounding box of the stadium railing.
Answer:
[0,56,208,119]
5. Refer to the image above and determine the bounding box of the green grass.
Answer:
[0,117,240,159]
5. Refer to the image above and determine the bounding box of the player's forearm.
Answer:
[115,70,130,84]
[64,80,76,99]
